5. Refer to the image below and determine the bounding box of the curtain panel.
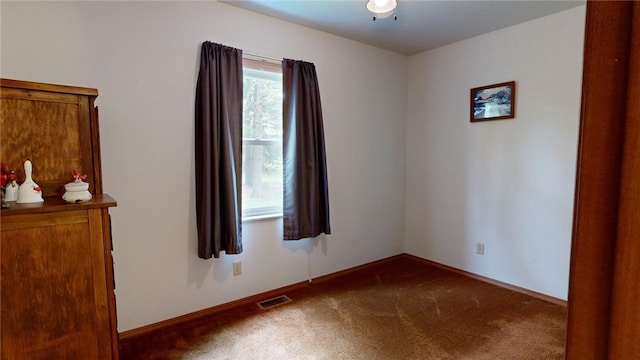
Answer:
[282,59,331,240]
[195,41,243,258]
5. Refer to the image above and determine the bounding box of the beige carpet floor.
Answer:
[120,256,567,359]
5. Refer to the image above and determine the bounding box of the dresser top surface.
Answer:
[1,194,116,217]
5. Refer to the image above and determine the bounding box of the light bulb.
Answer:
[366,0,397,18]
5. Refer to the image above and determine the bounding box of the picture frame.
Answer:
[470,81,516,122]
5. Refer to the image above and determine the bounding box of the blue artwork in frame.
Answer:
[470,81,516,122]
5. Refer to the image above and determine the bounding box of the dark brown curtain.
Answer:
[195,41,243,258]
[282,59,331,240]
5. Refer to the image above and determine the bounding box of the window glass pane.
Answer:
[242,60,283,217]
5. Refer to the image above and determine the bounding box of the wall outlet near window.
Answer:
[233,261,242,276]
[476,242,485,255]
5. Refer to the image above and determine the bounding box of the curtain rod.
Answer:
[243,52,281,64]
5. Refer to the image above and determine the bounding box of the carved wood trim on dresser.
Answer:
[0,79,103,196]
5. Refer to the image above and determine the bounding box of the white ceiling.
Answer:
[221,0,585,55]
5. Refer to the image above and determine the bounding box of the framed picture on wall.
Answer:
[470,81,516,122]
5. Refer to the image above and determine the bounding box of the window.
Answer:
[242,58,283,217]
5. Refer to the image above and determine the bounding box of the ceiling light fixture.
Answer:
[366,0,397,21]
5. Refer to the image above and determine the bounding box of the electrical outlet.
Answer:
[476,242,485,255]
[233,261,242,276]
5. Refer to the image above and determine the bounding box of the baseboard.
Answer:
[402,253,568,307]
[119,252,565,342]
[119,254,404,341]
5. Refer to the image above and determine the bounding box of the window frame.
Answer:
[241,57,283,220]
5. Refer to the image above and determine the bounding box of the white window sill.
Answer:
[242,213,283,223]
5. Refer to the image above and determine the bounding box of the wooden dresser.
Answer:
[0,79,119,359]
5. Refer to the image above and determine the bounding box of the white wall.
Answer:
[405,6,585,300]
[1,1,408,331]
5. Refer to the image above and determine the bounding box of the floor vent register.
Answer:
[257,295,292,310]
